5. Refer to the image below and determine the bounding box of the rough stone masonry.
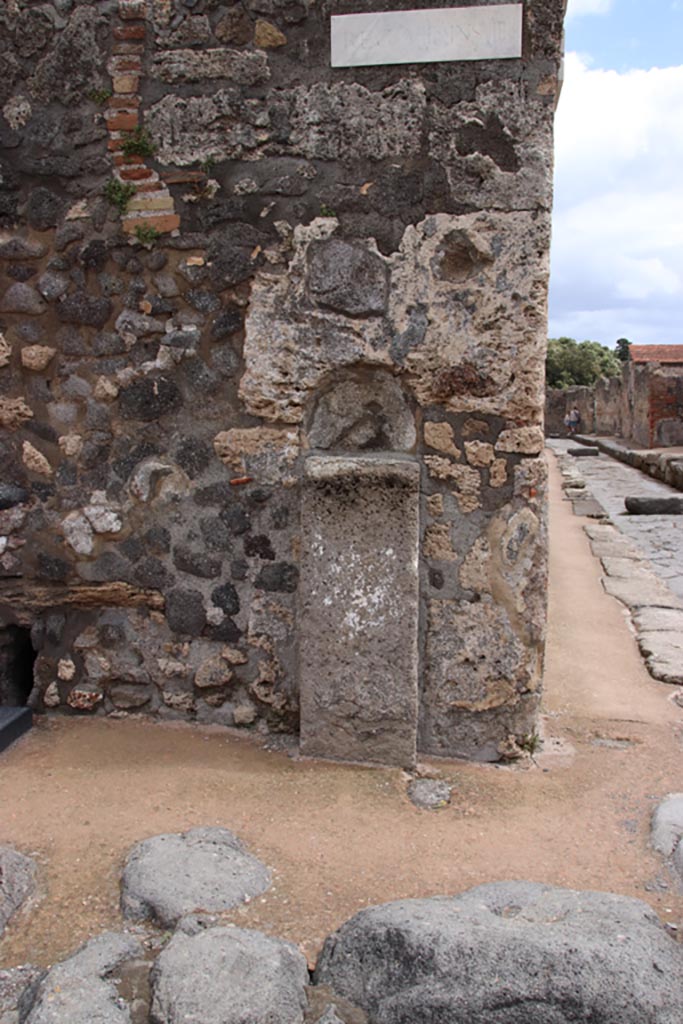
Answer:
[0,0,564,765]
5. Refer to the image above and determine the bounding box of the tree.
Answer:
[615,338,631,362]
[546,337,622,389]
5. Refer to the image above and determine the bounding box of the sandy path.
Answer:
[2,450,683,969]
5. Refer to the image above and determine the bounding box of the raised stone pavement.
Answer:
[547,439,683,685]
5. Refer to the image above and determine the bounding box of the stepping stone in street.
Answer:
[121,827,271,927]
[313,882,683,1024]
[625,497,683,515]
[407,778,452,810]
[150,927,309,1024]
[21,932,141,1024]
[0,845,36,937]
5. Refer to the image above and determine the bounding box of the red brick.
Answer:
[108,95,141,110]
[107,138,124,151]
[109,56,142,72]
[105,112,139,132]
[122,213,181,235]
[119,0,146,18]
[113,153,145,166]
[112,42,145,55]
[120,167,154,181]
[113,23,145,40]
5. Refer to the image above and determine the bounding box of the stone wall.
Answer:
[546,362,683,448]
[0,0,564,764]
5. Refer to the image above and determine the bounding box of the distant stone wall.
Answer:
[0,0,564,764]
[546,361,683,448]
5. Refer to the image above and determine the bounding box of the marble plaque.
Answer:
[331,3,523,68]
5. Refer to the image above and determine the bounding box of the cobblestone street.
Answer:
[547,439,683,600]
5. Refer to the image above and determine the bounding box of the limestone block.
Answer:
[0,395,32,428]
[496,425,545,454]
[213,426,299,483]
[307,239,389,317]
[151,48,270,85]
[22,441,52,477]
[146,90,268,166]
[21,345,56,371]
[254,19,287,48]
[424,421,461,458]
[307,371,415,451]
[0,333,11,367]
[300,455,420,767]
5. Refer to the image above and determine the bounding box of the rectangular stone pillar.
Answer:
[299,455,420,767]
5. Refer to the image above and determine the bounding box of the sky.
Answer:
[548,0,683,347]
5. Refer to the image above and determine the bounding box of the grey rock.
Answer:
[307,239,389,317]
[625,496,683,515]
[0,283,46,315]
[210,582,240,614]
[37,271,69,302]
[115,310,166,339]
[407,779,452,810]
[0,239,46,261]
[568,446,599,457]
[121,827,271,927]
[314,882,683,1024]
[0,846,36,937]
[57,293,112,328]
[186,289,221,314]
[22,932,141,1024]
[0,965,42,1022]
[150,926,308,1024]
[173,546,222,579]
[28,6,104,105]
[652,794,683,857]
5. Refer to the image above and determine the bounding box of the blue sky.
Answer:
[548,0,683,346]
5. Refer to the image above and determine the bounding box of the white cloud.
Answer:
[549,53,683,345]
[565,0,613,20]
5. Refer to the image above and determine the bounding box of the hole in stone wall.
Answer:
[0,625,37,707]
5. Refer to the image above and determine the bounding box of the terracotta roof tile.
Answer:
[630,345,683,364]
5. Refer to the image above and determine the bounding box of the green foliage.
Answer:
[121,127,157,158]
[134,223,160,246]
[546,337,622,389]
[88,87,112,105]
[518,731,542,756]
[615,337,632,362]
[319,203,337,218]
[104,177,136,214]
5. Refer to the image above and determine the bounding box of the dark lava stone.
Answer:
[219,505,250,535]
[57,292,112,328]
[166,588,207,636]
[244,534,275,560]
[255,562,299,593]
[211,306,243,339]
[173,546,222,579]
[133,556,173,590]
[210,582,240,615]
[36,553,70,581]
[0,484,28,510]
[175,438,211,478]
[119,377,182,422]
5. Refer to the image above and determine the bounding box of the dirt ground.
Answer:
[2,450,683,971]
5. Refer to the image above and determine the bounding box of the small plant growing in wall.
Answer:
[104,178,137,215]
[319,203,337,218]
[88,87,112,105]
[121,126,157,158]
[134,222,161,247]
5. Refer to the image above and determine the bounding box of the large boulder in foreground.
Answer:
[150,926,309,1024]
[22,932,141,1024]
[121,826,271,927]
[0,845,36,936]
[313,882,683,1024]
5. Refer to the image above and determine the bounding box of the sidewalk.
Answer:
[547,439,683,687]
